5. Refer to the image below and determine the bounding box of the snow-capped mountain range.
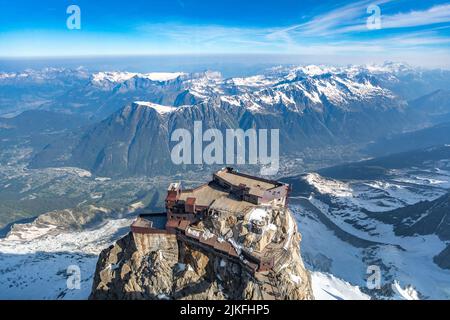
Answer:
[87,63,404,114]
[29,62,449,177]
[92,71,186,84]
[1,62,443,118]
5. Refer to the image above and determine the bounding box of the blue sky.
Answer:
[1,0,450,66]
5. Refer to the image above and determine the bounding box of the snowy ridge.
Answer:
[227,75,277,87]
[134,101,177,115]
[0,63,408,116]
[92,71,186,84]
[86,63,406,114]
[311,272,370,300]
[180,63,402,113]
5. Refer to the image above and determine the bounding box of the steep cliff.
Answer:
[90,207,313,300]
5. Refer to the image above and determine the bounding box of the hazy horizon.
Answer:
[2,0,450,68]
[1,54,450,79]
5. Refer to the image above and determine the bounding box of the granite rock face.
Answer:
[90,208,314,300]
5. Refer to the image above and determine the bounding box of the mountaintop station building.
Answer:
[131,167,292,273]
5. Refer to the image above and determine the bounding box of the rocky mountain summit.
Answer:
[90,168,314,300]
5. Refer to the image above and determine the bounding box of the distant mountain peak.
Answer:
[91,71,186,86]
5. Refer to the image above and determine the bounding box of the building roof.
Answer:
[131,217,153,229]
[179,183,228,207]
[214,168,281,197]
[209,196,255,216]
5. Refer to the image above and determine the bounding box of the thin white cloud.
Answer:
[274,0,392,37]
[279,1,450,36]
[137,23,276,49]
[341,3,450,33]
[381,3,450,29]
[133,1,450,53]
[126,13,450,58]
